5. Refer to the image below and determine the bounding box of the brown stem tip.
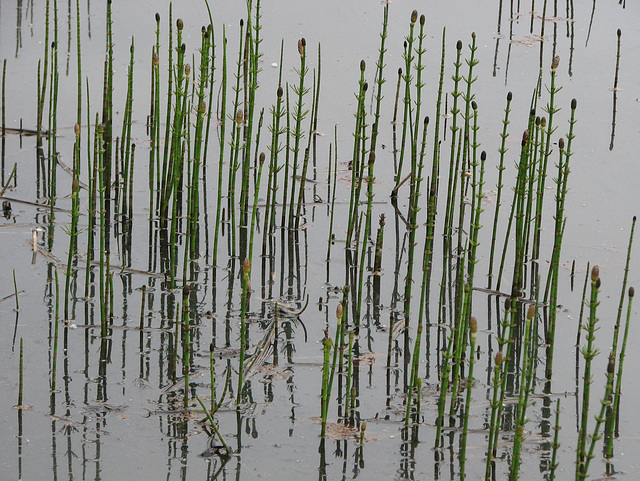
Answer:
[469,317,478,334]
[591,265,600,282]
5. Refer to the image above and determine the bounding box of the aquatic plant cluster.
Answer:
[2,0,638,479]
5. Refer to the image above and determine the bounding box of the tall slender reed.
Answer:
[576,266,600,478]
[237,259,251,404]
[395,10,417,185]
[488,92,512,288]
[459,317,477,480]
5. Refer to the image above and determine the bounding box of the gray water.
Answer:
[1,1,639,480]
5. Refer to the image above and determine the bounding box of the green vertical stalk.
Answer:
[287,38,309,229]
[488,91,512,289]
[237,259,251,404]
[608,286,634,456]
[485,350,504,479]
[510,305,537,481]
[212,24,228,269]
[459,318,478,480]
[320,334,332,437]
[605,216,636,456]
[37,0,51,147]
[63,124,81,320]
[395,10,417,185]
[549,399,562,481]
[422,28,445,314]
[369,3,388,153]
[345,61,367,249]
[120,39,135,217]
[545,98,577,379]
[96,123,107,333]
[576,266,601,479]
[249,152,266,266]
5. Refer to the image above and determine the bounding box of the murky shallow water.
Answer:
[1,1,639,480]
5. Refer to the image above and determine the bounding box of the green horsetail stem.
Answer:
[344,330,355,425]
[286,37,310,229]
[421,29,446,319]
[610,286,635,451]
[487,92,512,289]
[237,258,251,404]
[489,298,517,460]
[325,131,338,264]
[346,60,367,249]
[249,152,266,266]
[549,398,562,481]
[410,14,427,181]
[606,216,636,457]
[609,29,622,151]
[369,3,388,153]
[459,317,478,480]
[197,397,230,455]
[545,98,577,379]
[485,350,504,479]
[320,334,332,437]
[510,304,537,481]
[395,10,417,186]
[212,24,228,269]
[63,125,81,319]
[576,266,601,478]
[36,0,51,147]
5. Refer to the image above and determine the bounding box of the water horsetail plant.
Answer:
[576,266,601,477]
[488,298,518,466]
[438,39,463,328]
[609,28,622,151]
[421,28,446,317]
[63,123,81,319]
[321,301,344,437]
[395,9,418,186]
[6,1,640,478]
[369,2,389,153]
[488,91,512,289]
[510,304,538,481]
[237,258,251,404]
[545,98,577,380]
[459,317,477,480]
[320,334,332,437]
[605,216,636,457]
[549,399,562,481]
[485,350,504,480]
[608,286,635,456]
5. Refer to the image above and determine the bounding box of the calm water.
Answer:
[1,1,639,480]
